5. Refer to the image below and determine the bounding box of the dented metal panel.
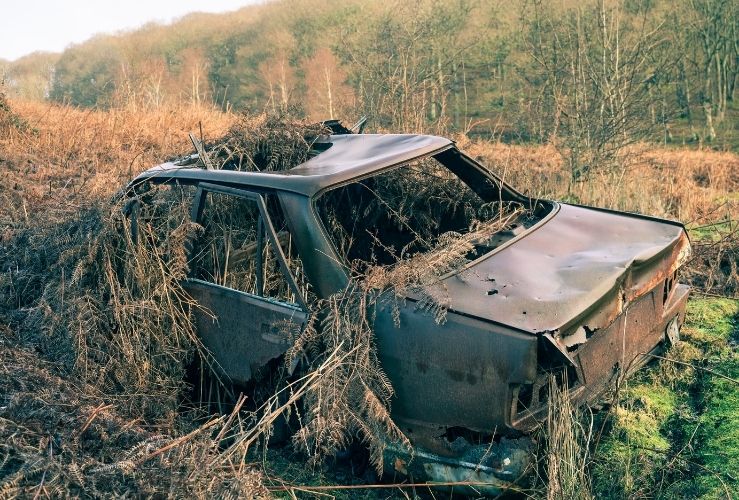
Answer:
[437,203,690,335]
[511,283,689,430]
[184,279,307,384]
[373,300,538,436]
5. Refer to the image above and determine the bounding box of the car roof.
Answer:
[130,133,453,197]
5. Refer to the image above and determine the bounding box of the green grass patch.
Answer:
[683,298,739,499]
[688,220,737,243]
[591,377,678,497]
[591,298,738,499]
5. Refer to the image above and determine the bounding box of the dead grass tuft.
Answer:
[534,375,594,500]
[1,185,207,423]
[209,112,330,171]
[1,99,737,496]
[0,340,269,498]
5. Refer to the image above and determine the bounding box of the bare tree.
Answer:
[681,0,737,142]
[335,0,480,132]
[523,0,671,193]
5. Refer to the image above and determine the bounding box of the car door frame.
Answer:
[185,182,310,384]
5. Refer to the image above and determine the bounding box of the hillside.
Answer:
[1,0,737,149]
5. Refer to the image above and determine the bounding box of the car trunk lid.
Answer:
[434,203,691,335]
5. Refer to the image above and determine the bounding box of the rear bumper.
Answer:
[383,436,533,497]
[511,282,690,429]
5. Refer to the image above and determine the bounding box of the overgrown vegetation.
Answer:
[0,84,737,498]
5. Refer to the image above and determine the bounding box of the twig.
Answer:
[135,416,223,465]
[642,352,739,384]
[267,480,527,493]
[75,403,114,437]
[691,290,738,300]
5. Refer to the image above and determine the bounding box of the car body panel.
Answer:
[434,202,690,335]
[373,299,538,438]
[132,134,453,197]
[185,279,307,384]
[128,130,691,492]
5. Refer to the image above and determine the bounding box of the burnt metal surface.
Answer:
[511,283,689,430]
[373,300,538,436]
[433,202,691,335]
[131,134,453,197]
[130,131,692,488]
[185,280,307,384]
[384,436,532,496]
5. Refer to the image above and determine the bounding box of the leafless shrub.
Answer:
[0,89,29,137]
[523,1,671,193]
[683,224,739,297]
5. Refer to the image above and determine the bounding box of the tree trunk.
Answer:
[703,102,716,142]
[703,65,716,142]
[715,53,724,123]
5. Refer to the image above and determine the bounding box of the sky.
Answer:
[0,0,260,61]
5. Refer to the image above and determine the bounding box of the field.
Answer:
[1,97,737,498]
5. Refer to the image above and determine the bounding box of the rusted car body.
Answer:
[129,131,690,493]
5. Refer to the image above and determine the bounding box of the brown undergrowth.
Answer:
[0,341,269,498]
[1,98,737,497]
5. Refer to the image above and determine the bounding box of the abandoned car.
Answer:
[127,129,691,492]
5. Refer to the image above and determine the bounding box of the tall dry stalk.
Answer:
[544,375,594,500]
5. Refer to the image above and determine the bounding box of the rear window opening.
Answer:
[315,155,549,274]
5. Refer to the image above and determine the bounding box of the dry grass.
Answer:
[0,339,269,498]
[460,140,738,224]
[0,98,233,227]
[1,98,737,497]
[535,376,594,500]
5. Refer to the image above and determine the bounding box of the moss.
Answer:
[694,375,739,498]
[591,384,676,498]
[689,299,739,498]
[683,298,737,343]
[591,298,738,499]
[656,340,703,388]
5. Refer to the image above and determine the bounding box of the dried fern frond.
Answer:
[285,204,523,473]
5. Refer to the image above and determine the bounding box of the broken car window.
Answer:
[315,157,542,273]
[190,191,305,305]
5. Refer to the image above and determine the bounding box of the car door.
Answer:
[186,183,309,385]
